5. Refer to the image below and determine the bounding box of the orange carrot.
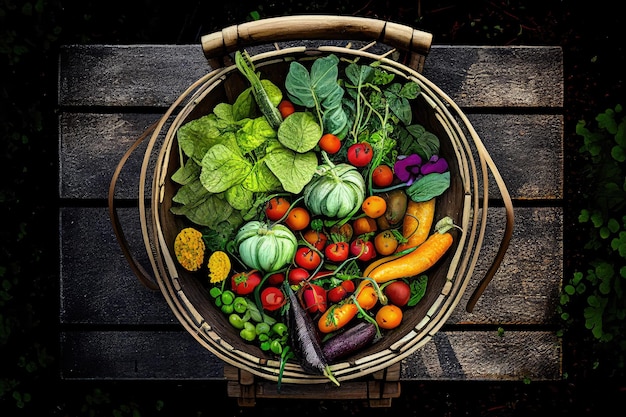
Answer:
[318,302,358,333]
[365,218,455,284]
[395,198,436,252]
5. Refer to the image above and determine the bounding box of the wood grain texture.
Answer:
[59,206,561,325]
[57,42,564,384]
[59,330,560,381]
[58,45,563,108]
[59,113,562,200]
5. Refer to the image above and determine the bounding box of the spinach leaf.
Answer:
[242,160,281,192]
[232,87,257,121]
[200,143,252,193]
[170,189,234,229]
[277,111,322,153]
[171,159,201,186]
[285,55,348,135]
[397,124,441,160]
[406,171,450,202]
[237,116,276,153]
[225,184,254,211]
[264,141,318,194]
[384,83,417,125]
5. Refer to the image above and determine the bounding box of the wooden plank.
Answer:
[422,46,564,108]
[58,113,562,201]
[58,45,563,109]
[59,330,560,381]
[59,206,561,325]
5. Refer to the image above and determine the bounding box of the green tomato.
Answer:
[209,287,222,299]
[255,322,270,335]
[240,328,256,342]
[221,290,235,305]
[228,313,246,330]
[270,339,283,355]
[221,303,234,314]
[233,296,248,314]
[272,322,288,337]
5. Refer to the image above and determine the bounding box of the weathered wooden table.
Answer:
[58,39,564,406]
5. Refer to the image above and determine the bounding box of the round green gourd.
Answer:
[234,220,297,272]
[303,163,366,218]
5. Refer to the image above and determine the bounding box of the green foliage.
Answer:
[560,104,626,376]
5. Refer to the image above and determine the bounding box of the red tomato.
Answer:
[294,247,322,270]
[318,133,341,154]
[278,100,295,118]
[231,270,262,295]
[267,272,285,285]
[347,142,374,167]
[265,197,290,221]
[372,164,394,187]
[302,283,327,314]
[327,280,355,303]
[285,206,310,231]
[303,229,328,251]
[349,238,376,261]
[383,280,411,307]
[288,267,310,285]
[324,241,350,262]
[341,279,356,293]
[261,286,286,311]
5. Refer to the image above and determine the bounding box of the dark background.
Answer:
[1,1,625,415]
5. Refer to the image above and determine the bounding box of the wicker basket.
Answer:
[110,15,514,385]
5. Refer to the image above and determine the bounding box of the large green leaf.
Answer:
[265,145,318,194]
[277,111,322,153]
[200,143,251,192]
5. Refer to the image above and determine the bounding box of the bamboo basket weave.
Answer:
[111,15,514,384]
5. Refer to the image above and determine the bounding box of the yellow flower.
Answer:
[174,228,205,271]
[208,251,231,283]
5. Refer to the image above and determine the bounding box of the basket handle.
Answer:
[465,136,515,313]
[201,15,433,72]
[108,120,161,291]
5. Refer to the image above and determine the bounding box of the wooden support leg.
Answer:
[223,362,402,407]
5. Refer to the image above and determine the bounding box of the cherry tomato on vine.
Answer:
[303,229,328,251]
[288,267,310,285]
[362,195,387,218]
[383,280,411,307]
[265,197,290,221]
[327,280,356,303]
[294,247,322,270]
[267,272,285,285]
[372,164,394,187]
[349,238,376,261]
[324,241,350,262]
[318,133,342,154]
[261,287,286,311]
[374,230,399,255]
[302,283,327,313]
[231,270,262,295]
[278,100,295,118]
[285,206,310,231]
[347,142,374,167]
